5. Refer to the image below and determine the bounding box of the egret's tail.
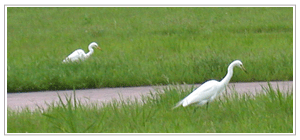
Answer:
[172,100,184,110]
[62,59,69,63]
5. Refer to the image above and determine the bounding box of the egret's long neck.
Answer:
[86,47,94,57]
[220,64,234,86]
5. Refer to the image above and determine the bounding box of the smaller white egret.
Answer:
[173,60,247,110]
[62,42,102,63]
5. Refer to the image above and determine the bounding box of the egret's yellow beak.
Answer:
[96,46,102,50]
[241,65,247,73]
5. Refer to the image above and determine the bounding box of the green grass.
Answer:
[7,7,293,92]
[7,84,293,133]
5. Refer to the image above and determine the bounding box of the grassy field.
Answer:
[7,7,293,92]
[7,84,293,133]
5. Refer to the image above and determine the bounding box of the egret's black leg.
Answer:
[206,102,209,110]
[193,106,199,113]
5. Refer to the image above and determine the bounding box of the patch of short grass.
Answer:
[7,7,293,92]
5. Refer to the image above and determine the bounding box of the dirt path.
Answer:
[7,81,293,111]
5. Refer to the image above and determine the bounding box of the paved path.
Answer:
[7,81,293,111]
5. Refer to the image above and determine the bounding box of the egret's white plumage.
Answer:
[173,60,246,109]
[62,42,102,63]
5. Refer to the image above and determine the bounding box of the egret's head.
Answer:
[89,42,102,50]
[233,60,247,73]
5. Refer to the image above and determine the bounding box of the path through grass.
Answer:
[7,83,293,133]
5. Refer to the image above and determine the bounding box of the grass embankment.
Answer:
[7,84,293,133]
[7,7,293,92]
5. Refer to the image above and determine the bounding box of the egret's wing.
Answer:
[182,80,219,107]
[64,49,86,62]
[68,49,85,59]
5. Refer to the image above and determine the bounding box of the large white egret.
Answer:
[62,42,102,63]
[173,60,247,110]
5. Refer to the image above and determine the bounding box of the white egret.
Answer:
[62,42,102,63]
[173,60,247,110]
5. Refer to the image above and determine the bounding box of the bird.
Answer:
[62,42,102,63]
[172,60,247,110]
